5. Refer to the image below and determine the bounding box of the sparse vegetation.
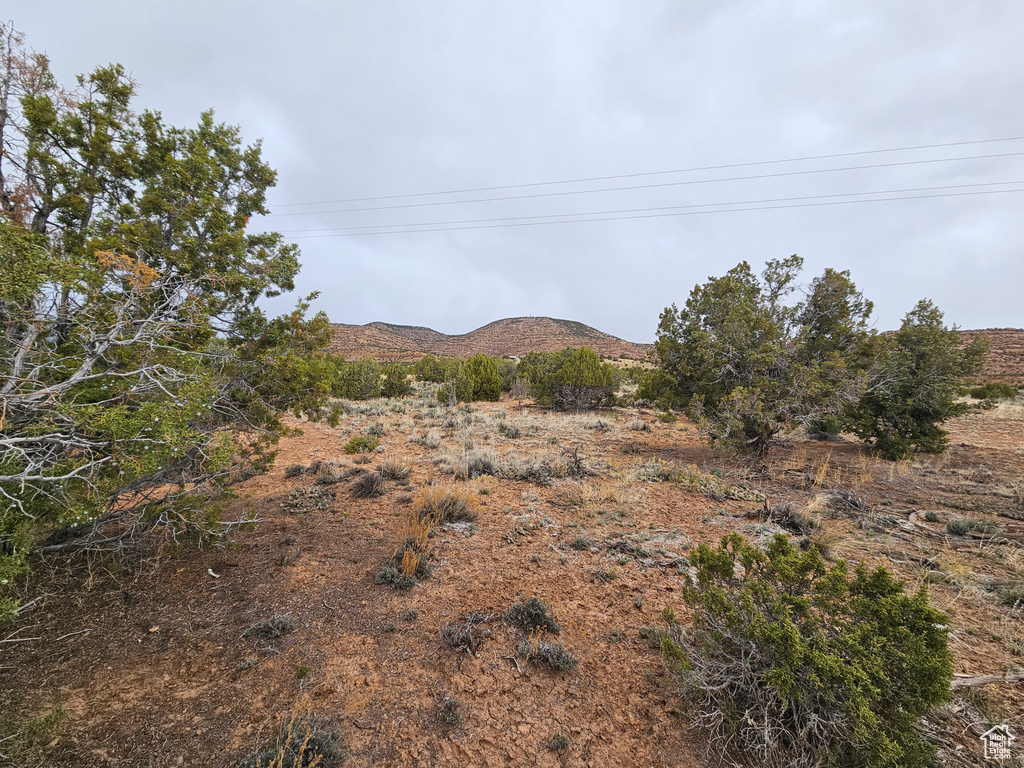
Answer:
[438,697,464,725]
[545,733,570,752]
[518,637,579,671]
[377,460,411,481]
[350,472,386,498]
[236,713,345,768]
[414,486,480,524]
[946,517,1001,536]
[344,435,380,454]
[243,615,297,639]
[283,486,335,513]
[0,707,66,767]
[505,596,561,634]
[968,382,1017,400]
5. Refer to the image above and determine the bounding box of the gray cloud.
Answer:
[15,0,1024,341]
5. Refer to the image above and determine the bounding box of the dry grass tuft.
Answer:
[414,485,480,524]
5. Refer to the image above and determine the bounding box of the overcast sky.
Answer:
[14,1,1024,342]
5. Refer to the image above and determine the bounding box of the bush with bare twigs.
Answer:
[665,533,952,768]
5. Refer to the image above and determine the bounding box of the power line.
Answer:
[263,151,1024,217]
[282,186,1024,238]
[276,180,1024,235]
[269,135,1024,207]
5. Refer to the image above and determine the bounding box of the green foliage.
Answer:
[463,354,503,401]
[413,354,446,382]
[414,354,462,384]
[946,517,1000,536]
[653,257,873,455]
[673,532,952,768]
[0,706,66,767]
[380,362,412,398]
[519,347,617,410]
[331,357,381,400]
[968,382,1017,400]
[636,369,682,410]
[0,27,335,619]
[374,566,416,590]
[343,435,379,454]
[849,300,987,460]
[496,358,518,392]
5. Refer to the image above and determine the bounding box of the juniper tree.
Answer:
[653,256,873,454]
[0,24,332,621]
[849,299,986,459]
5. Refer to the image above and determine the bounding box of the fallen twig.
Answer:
[951,673,1024,689]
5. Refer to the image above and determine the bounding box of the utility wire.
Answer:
[282,186,1024,238]
[276,180,1024,235]
[269,135,1024,207]
[263,151,1024,217]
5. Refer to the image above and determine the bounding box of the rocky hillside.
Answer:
[326,317,651,361]
[959,328,1024,385]
[326,319,1022,383]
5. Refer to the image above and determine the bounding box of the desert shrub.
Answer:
[380,363,412,398]
[413,354,446,383]
[522,347,616,411]
[344,435,379,454]
[243,614,297,639]
[653,258,874,455]
[517,638,579,671]
[438,697,464,725]
[463,354,503,402]
[0,707,66,767]
[946,517,1001,536]
[350,472,385,498]
[463,451,499,479]
[669,532,952,768]
[364,423,385,437]
[332,357,381,400]
[284,464,307,478]
[374,566,416,590]
[765,500,820,535]
[282,486,334,513]
[311,460,344,485]
[806,413,843,439]
[850,300,987,460]
[545,733,571,752]
[569,536,592,551]
[968,382,1017,400]
[377,460,411,481]
[995,584,1024,608]
[496,358,518,393]
[236,714,345,768]
[440,618,492,653]
[414,486,479,523]
[636,369,683,411]
[505,596,561,634]
[497,421,521,439]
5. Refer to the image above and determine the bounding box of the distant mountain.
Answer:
[326,319,1022,384]
[958,328,1024,385]
[326,317,651,361]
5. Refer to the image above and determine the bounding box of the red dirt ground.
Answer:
[2,393,1022,767]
